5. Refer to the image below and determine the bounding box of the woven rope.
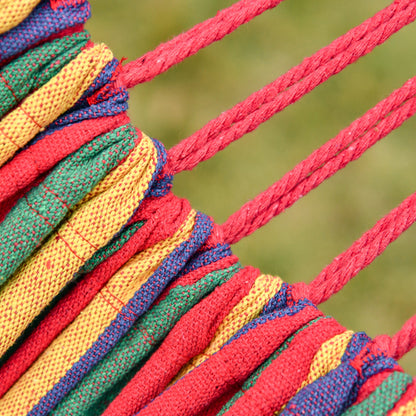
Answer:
[0,0,415,415]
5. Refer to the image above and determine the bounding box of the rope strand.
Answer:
[117,0,285,88]
[221,76,416,244]
[167,0,416,175]
[307,190,416,305]
[375,315,416,360]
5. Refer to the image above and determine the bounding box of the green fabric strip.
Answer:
[51,263,242,416]
[217,316,326,415]
[0,124,137,285]
[0,31,90,118]
[78,221,144,276]
[85,367,138,416]
[341,371,412,415]
[0,220,144,369]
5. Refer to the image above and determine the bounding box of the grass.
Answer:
[87,0,416,373]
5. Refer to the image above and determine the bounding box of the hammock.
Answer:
[0,0,415,414]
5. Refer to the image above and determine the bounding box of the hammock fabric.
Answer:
[0,0,415,415]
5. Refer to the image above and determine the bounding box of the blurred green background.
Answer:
[87,0,416,373]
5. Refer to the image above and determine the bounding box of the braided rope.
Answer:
[167,0,416,175]
[305,190,416,305]
[0,0,416,415]
[221,76,416,244]
[117,0,285,88]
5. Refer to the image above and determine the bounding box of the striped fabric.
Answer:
[0,0,90,65]
[0,132,158,358]
[0,1,414,415]
[0,44,112,166]
[0,124,137,284]
[51,263,242,415]
[0,31,89,118]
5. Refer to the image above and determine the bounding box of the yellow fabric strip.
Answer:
[174,274,283,381]
[301,330,353,387]
[389,396,416,416]
[275,330,354,415]
[0,134,158,358]
[0,43,112,167]
[0,0,42,34]
[0,211,196,416]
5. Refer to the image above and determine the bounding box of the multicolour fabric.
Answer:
[216,328,353,415]
[173,273,283,382]
[77,220,144,276]
[390,395,416,416]
[0,1,414,416]
[0,114,129,211]
[0,124,137,284]
[125,288,326,416]
[0,211,198,415]
[342,371,412,415]
[0,43,112,166]
[0,31,89,118]
[102,266,264,416]
[28,213,214,416]
[279,333,398,416]
[216,316,326,415]
[0,132,158,358]
[51,263,241,416]
[30,58,128,147]
[0,0,90,65]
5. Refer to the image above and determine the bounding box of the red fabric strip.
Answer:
[222,318,345,415]
[102,266,262,416]
[122,302,322,416]
[0,114,129,206]
[0,193,191,398]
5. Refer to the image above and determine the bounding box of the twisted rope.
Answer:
[375,314,416,361]
[117,0,284,88]
[306,189,416,305]
[167,0,416,175]
[221,76,416,244]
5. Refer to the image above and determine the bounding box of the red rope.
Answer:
[117,0,285,89]
[221,76,416,244]
[305,190,416,305]
[375,315,416,360]
[167,0,416,175]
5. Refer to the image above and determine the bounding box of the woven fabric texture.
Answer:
[0,31,89,118]
[0,0,90,65]
[342,371,412,415]
[216,316,326,415]
[0,0,42,33]
[0,1,415,415]
[173,273,283,382]
[0,113,129,207]
[0,43,112,167]
[51,263,241,415]
[0,132,158,358]
[0,210,196,415]
[0,124,137,285]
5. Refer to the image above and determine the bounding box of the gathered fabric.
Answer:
[0,1,415,415]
